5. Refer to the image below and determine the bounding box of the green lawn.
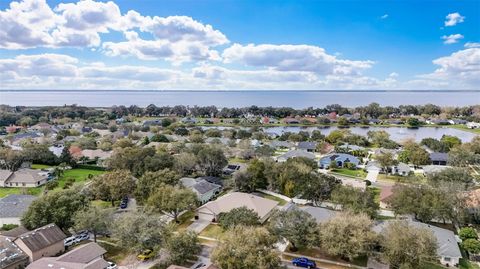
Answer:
[31,164,53,169]
[0,186,43,198]
[176,211,195,230]
[199,224,224,239]
[0,167,104,198]
[258,193,288,206]
[331,168,367,179]
[369,186,381,204]
[97,241,128,264]
[57,168,104,188]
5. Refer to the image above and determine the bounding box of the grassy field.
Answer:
[258,193,288,206]
[57,168,104,188]
[199,224,224,239]
[0,166,104,198]
[331,168,367,178]
[176,211,195,230]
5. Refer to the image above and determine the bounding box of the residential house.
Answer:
[180,177,222,204]
[198,176,224,187]
[196,192,278,223]
[373,220,462,267]
[430,152,448,165]
[48,145,64,157]
[268,140,294,150]
[426,119,451,125]
[79,149,112,165]
[0,195,37,226]
[181,117,197,124]
[0,169,50,188]
[26,242,108,269]
[0,236,29,269]
[337,144,365,153]
[296,206,337,224]
[222,164,244,175]
[14,224,66,262]
[142,119,163,127]
[284,118,300,124]
[276,149,316,162]
[423,165,452,176]
[297,141,317,152]
[466,122,480,129]
[391,163,411,176]
[319,153,360,169]
[448,119,467,125]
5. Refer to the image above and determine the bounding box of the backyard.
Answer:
[0,165,105,198]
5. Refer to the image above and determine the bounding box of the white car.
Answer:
[64,236,76,247]
[74,233,90,243]
[106,262,117,269]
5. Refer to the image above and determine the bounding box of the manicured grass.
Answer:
[176,211,195,230]
[97,241,128,264]
[259,193,288,206]
[31,164,53,169]
[0,167,105,198]
[331,168,367,178]
[57,168,104,188]
[369,187,381,204]
[0,186,43,198]
[199,224,224,239]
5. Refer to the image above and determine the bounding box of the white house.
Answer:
[180,177,222,204]
[196,192,278,223]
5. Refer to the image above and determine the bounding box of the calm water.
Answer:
[203,125,477,142]
[0,90,479,108]
[263,126,477,142]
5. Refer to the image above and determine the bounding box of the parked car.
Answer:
[137,249,155,261]
[120,197,128,209]
[292,257,316,268]
[64,236,76,247]
[105,261,117,269]
[74,232,90,243]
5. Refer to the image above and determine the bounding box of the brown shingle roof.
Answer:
[17,224,66,252]
[57,242,106,263]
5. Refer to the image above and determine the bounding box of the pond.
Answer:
[202,126,477,142]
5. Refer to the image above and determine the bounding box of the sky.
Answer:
[0,0,479,91]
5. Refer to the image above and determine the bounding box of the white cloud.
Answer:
[415,48,480,89]
[0,0,228,63]
[222,43,374,76]
[0,0,58,49]
[380,14,388,19]
[465,42,480,48]
[389,72,399,78]
[445,12,465,27]
[442,34,464,44]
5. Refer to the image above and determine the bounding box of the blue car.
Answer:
[292,257,316,268]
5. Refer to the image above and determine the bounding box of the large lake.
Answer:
[1,90,479,108]
[204,126,477,142]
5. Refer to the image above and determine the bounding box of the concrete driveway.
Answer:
[188,219,210,233]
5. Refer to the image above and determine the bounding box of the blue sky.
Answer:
[0,0,479,90]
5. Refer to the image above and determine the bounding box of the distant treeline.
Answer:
[1,103,479,126]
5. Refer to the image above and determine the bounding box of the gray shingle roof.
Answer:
[16,224,66,252]
[430,152,449,162]
[297,141,317,150]
[278,150,315,160]
[0,194,37,218]
[57,242,106,263]
[0,236,28,268]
